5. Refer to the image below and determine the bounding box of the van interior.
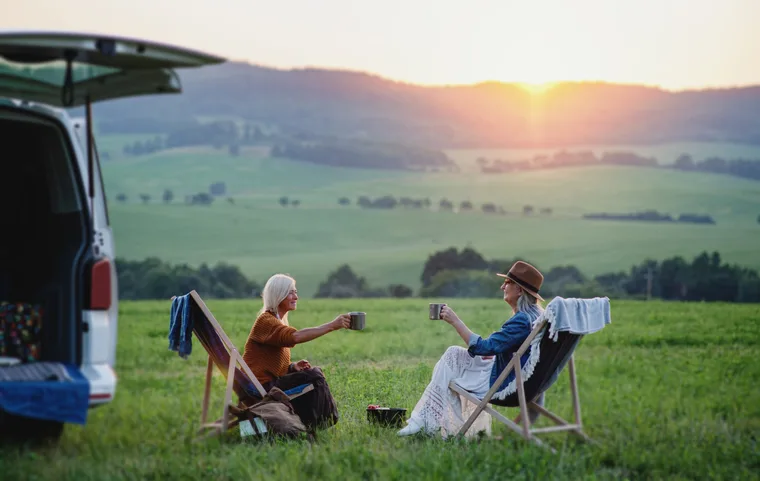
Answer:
[0,107,90,369]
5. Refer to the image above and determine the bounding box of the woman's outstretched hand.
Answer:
[330,314,352,331]
[440,305,475,345]
[440,305,461,325]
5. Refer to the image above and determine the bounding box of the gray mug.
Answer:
[429,303,446,320]
[349,311,366,330]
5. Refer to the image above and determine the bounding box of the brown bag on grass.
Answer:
[230,387,312,440]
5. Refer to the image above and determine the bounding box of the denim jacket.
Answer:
[467,308,540,392]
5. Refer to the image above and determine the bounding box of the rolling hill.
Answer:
[101,144,760,297]
[90,62,760,149]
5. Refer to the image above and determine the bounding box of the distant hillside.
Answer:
[92,61,760,149]
[101,152,760,297]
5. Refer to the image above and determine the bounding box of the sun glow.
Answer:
[516,82,558,95]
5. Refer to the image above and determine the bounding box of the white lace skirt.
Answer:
[408,346,495,438]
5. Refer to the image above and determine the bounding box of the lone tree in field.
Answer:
[162,189,174,204]
[315,264,368,298]
[291,199,301,207]
[279,196,289,207]
[481,203,497,214]
[189,193,214,205]
[139,194,151,204]
[116,193,127,203]
[338,197,350,206]
[674,153,695,170]
[523,205,534,215]
[388,284,413,298]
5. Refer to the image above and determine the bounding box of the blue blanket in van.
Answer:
[0,362,89,425]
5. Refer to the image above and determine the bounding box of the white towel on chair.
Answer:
[542,297,612,341]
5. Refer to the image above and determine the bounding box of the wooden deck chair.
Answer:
[170,290,314,440]
[450,317,592,451]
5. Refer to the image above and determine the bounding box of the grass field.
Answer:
[1,299,758,480]
[99,143,760,297]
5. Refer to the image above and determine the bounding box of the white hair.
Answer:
[516,290,544,321]
[259,273,296,325]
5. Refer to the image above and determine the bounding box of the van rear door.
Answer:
[0,30,225,107]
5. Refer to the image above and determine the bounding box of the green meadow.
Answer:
[1,299,758,480]
[100,144,760,296]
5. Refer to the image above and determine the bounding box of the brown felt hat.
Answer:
[496,261,545,301]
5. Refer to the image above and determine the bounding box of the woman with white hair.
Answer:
[242,273,351,428]
[397,261,546,438]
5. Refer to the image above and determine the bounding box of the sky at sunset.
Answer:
[5,0,759,90]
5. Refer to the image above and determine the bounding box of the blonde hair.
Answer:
[259,273,296,325]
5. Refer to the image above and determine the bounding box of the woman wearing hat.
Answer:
[398,261,546,437]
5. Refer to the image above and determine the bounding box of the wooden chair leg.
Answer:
[513,353,531,440]
[200,355,213,426]
[566,356,592,442]
[568,356,582,426]
[222,350,238,431]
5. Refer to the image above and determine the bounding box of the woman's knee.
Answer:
[444,345,467,357]
[441,345,468,368]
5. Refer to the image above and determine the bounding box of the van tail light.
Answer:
[90,258,112,310]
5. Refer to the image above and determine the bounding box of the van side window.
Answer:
[44,132,83,214]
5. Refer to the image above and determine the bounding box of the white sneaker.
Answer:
[397,419,423,436]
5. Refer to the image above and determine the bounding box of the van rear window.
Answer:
[0,58,119,88]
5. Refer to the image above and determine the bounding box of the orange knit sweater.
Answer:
[242,311,298,385]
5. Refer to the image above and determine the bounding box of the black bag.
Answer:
[270,367,339,430]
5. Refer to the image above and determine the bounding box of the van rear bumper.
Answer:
[81,363,117,407]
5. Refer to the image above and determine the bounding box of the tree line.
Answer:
[478,149,760,183]
[114,182,230,206]
[416,247,760,302]
[271,139,456,171]
[115,258,413,301]
[116,258,260,300]
[115,248,760,302]
[110,120,270,159]
[339,195,552,216]
[583,210,716,225]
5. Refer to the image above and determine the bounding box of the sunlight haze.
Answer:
[5,0,759,90]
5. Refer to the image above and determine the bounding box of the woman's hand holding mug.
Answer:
[439,305,461,325]
[330,314,352,331]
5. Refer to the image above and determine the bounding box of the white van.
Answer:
[0,31,224,441]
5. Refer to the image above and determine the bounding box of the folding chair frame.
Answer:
[449,318,590,451]
[172,290,314,441]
